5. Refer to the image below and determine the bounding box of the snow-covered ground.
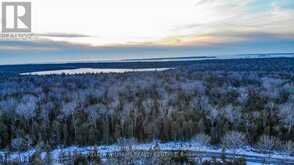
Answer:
[1,141,293,164]
[21,68,172,75]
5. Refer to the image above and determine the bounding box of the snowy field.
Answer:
[1,141,293,164]
[20,68,172,75]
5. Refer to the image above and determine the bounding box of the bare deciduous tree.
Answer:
[257,135,282,164]
[222,131,247,159]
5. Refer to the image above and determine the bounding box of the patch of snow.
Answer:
[1,141,293,164]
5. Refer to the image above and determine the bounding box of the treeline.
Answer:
[0,68,294,153]
[2,57,294,75]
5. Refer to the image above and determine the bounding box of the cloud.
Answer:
[1,32,293,51]
[194,0,216,6]
[35,33,91,38]
[16,0,291,47]
[0,31,294,65]
[171,0,294,46]
[0,45,59,52]
[1,0,294,65]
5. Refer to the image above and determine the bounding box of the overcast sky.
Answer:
[0,0,294,64]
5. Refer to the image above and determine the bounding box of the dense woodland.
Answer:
[0,59,294,156]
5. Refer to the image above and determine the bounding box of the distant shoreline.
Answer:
[1,56,294,74]
[1,52,294,66]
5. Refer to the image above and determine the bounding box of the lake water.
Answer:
[21,68,172,75]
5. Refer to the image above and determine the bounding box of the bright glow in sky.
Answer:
[30,0,294,46]
[0,0,294,64]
